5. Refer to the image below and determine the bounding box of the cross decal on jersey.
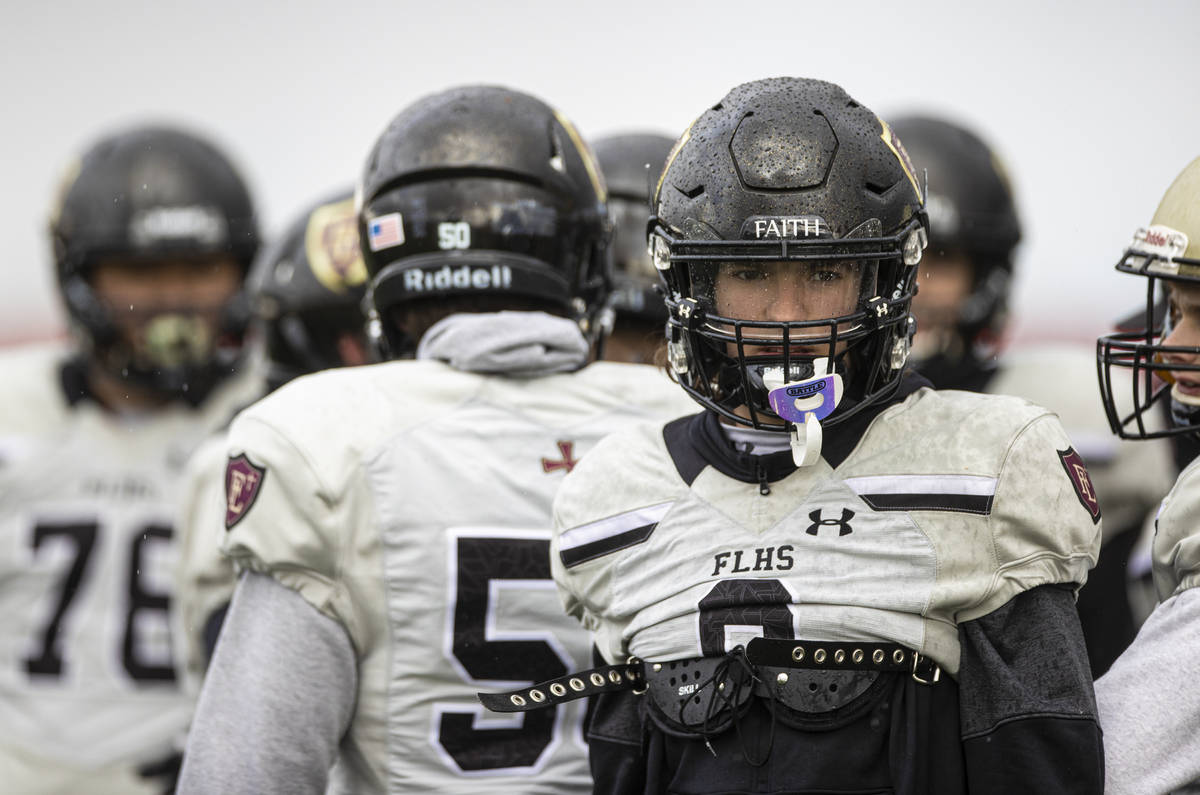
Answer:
[806,507,855,536]
[541,441,578,474]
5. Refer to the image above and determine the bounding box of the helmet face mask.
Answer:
[660,215,924,429]
[1098,223,1200,440]
[652,78,927,431]
[85,254,246,395]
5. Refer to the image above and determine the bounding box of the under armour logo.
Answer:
[806,508,855,536]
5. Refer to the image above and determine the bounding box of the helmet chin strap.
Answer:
[764,357,844,467]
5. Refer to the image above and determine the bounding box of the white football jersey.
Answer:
[1151,456,1200,601]
[552,387,1103,676]
[0,342,261,793]
[221,359,696,793]
[988,344,1174,541]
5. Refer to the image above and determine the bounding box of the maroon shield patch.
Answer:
[1058,448,1101,525]
[225,454,266,530]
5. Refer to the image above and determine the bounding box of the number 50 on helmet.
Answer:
[650,77,928,430]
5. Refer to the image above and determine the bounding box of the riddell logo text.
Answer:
[403,265,512,291]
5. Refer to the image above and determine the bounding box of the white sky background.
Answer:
[2,0,1197,347]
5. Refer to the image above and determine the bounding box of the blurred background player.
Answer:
[893,114,1175,676]
[591,132,675,364]
[0,125,262,794]
[173,189,368,696]
[1094,155,1200,794]
[892,116,1017,393]
[177,85,695,794]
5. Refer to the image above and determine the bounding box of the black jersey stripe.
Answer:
[856,492,995,515]
[559,522,657,568]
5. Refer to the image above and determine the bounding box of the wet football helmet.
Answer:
[1098,155,1200,440]
[357,85,609,359]
[50,125,259,401]
[592,132,675,325]
[650,77,927,432]
[888,115,1021,387]
[249,189,368,391]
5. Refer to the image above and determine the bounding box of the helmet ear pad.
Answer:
[61,271,119,351]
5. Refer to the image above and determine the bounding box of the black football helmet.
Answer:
[50,125,259,401]
[888,115,1021,385]
[651,78,927,431]
[357,85,609,359]
[1098,156,1200,440]
[249,189,368,391]
[591,132,675,325]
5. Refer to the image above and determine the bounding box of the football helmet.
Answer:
[249,189,368,391]
[592,132,675,325]
[1098,155,1200,440]
[651,77,927,436]
[357,85,609,359]
[50,125,259,401]
[887,115,1021,386]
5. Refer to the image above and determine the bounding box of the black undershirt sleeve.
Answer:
[957,583,1104,794]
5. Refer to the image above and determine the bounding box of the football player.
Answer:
[172,189,368,697]
[592,132,675,364]
[0,126,262,794]
[1094,155,1200,794]
[175,85,695,794]
[532,78,1103,793]
[892,114,1174,676]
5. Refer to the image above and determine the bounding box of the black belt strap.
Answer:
[477,661,643,713]
[478,641,942,714]
[745,638,941,683]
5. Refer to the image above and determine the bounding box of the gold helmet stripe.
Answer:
[878,117,922,201]
[553,110,607,203]
[655,122,695,206]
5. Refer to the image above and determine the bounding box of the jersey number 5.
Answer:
[436,532,577,775]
